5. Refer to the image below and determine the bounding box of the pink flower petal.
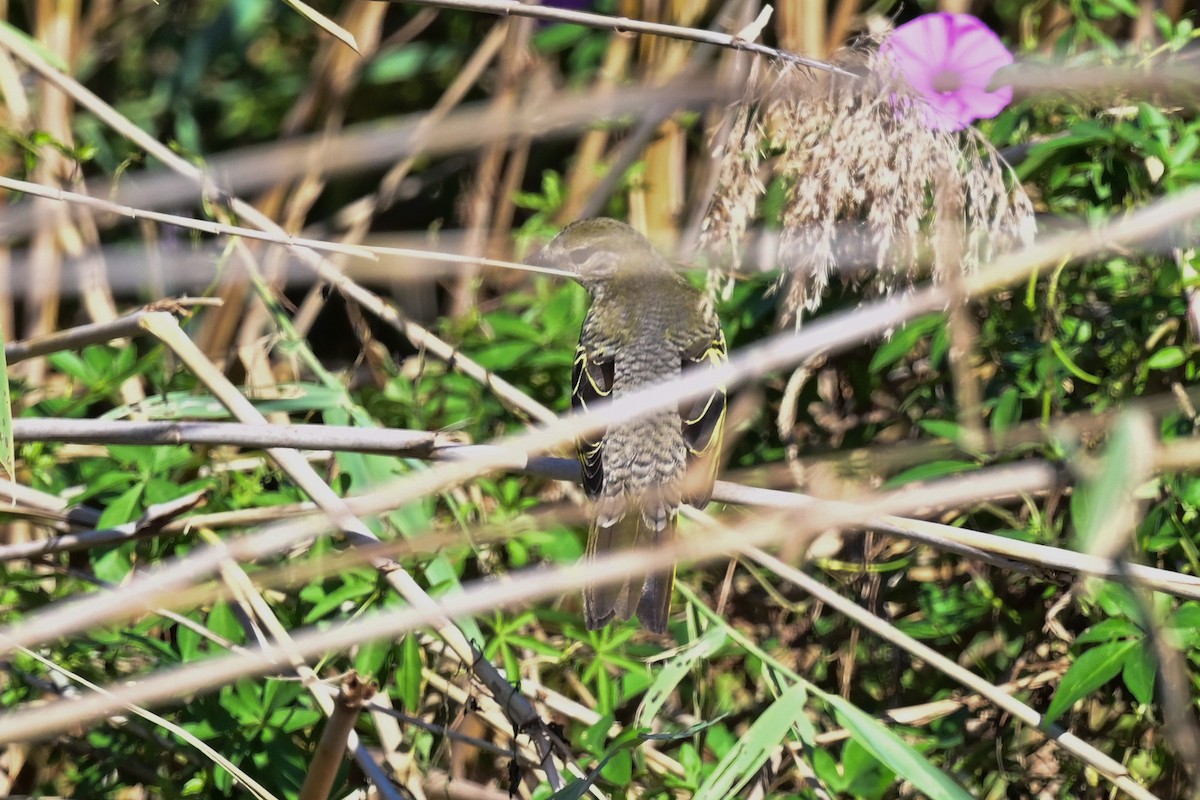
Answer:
[947,35,1013,82]
[884,37,940,75]
[921,92,973,131]
[881,12,1014,130]
[954,85,1013,118]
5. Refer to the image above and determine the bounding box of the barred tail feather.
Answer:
[585,513,676,634]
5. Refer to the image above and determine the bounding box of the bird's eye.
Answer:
[567,246,598,266]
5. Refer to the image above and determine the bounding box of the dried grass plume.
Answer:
[701,37,1036,327]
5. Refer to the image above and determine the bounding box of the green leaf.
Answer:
[207,601,247,645]
[599,748,632,785]
[883,460,978,488]
[93,543,133,584]
[1122,643,1157,706]
[1074,618,1142,645]
[1071,412,1147,554]
[534,23,589,54]
[868,314,943,374]
[822,693,973,800]
[1043,639,1139,726]
[694,682,810,800]
[96,483,144,529]
[353,637,391,678]
[1147,346,1186,370]
[398,635,424,711]
[364,43,429,83]
[472,341,538,371]
[302,578,374,623]
[917,420,961,441]
[990,386,1021,442]
[636,626,726,727]
[1016,123,1118,179]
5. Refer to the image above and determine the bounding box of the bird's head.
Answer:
[535,218,669,294]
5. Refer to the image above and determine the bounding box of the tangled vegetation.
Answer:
[2,1,1200,799]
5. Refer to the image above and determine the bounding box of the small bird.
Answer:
[538,219,727,633]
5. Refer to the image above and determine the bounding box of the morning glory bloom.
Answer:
[879,13,1014,132]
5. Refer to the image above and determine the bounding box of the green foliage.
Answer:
[8,3,1200,800]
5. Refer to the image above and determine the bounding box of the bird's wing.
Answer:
[680,326,727,508]
[571,339,613,500]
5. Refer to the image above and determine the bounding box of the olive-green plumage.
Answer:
[539,219,727,633]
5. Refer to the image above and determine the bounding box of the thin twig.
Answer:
[11,418,437,455]
[5,302,212,364]
[0,176,376,259]
[0,489,206,563]
[387,0,851,76]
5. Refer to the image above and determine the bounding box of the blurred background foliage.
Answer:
[3,0,1200,798]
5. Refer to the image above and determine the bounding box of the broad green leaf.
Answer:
[1043,639,1139,726]
[353,637,391,678]
[636,626,726,727]
[917,419,961,441]
[398,634,424,711]
[822,693,972,800]
[883,460,978,488]
[694,682,809,800]
[1147,346,1186,370]
[364,43,429,83]
[1074,618,1142,645]
[93,543,134,584]
[1071,413,1149,554]
[990,386,1021,442]
[1122,643,1157,706]
[96,483,144,529]
[473,341,539,371]
[600,748,632,785]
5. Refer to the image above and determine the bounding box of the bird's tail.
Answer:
[585,510,676,634]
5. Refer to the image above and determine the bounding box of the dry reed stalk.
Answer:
[21,0,79,393]
[137,311,570,787]
[0,35,28,347]
[291,21,509,339]
[199,1,388,363]
[774,0,824,57]
[625,0,705,249]
[453,17,527,318]
[208,536,401,800]
[825,0,860,56]
[558,29,634,222]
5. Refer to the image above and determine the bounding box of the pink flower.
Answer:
[880,13,1014,132]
